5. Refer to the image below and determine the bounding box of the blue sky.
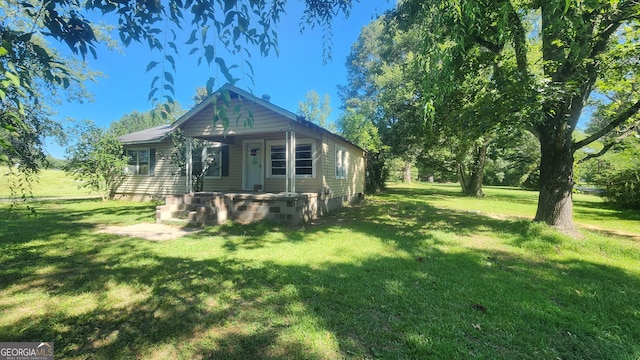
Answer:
[47,1,395,159]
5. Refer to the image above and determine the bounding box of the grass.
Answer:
[0,166,93,198]
[1,183,639,359]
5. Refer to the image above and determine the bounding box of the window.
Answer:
[335,147,347,179]
[201,146,222,178]
[126,149,153,176]
[270,145,287,176]
[267,141,315,178]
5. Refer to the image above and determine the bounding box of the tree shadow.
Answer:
[1,191,639,358]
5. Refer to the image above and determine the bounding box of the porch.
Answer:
[156,191,319,226]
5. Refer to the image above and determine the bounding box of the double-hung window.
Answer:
[267,141,315,178]
[201,146,222,178]
[126,149,153,176]
[335,147,347,179]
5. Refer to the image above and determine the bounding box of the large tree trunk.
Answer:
[403,162,412,183]
[464,142,487,197]
[458,141,488,197]
[533,123,578,235]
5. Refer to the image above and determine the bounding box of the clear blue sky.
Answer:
[47,1,395,159]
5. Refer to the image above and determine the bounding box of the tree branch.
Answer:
[573,99,640,150]
[473,35,501,54]
[577,128,636,164]
[505,0,529,76]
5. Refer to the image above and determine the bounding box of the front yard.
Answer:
[1,184,639,359]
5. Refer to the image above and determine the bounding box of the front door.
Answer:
[244,141,264,191]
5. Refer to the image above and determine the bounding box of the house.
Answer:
[117,84,366,225]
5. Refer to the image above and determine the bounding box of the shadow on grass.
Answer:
[0,190,639,359]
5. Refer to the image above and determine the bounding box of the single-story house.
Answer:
[117,84,366,225]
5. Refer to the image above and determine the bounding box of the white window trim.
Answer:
[266,140,316,179]
[125,148,151,176]
[202,145,223,179]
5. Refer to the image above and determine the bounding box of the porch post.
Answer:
[284,127,297,196]
[186,137,193,193]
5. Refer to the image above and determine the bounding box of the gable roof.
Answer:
[119,84,364,153]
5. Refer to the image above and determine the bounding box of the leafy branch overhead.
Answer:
[59,0,349,104]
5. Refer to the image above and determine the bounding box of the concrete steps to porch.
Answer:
[156,194,227,226]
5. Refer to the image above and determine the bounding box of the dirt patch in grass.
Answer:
[96,223,202,241]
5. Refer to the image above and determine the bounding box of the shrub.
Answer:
[600,168,640,209]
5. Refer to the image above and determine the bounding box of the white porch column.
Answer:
[285,128,296,196]
[186,137,193,193]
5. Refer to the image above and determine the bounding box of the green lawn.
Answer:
[1,184,639,359]
[0,166,93,198]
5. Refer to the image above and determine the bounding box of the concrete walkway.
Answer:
[96,223,202,241]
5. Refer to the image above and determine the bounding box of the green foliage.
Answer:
[109,102,182,136]
[45,156,67,170]
[587,137,640,209]
[64,121,128,201]
[337,107,381,154]
[484,131,540,189]
[169,129,221,192]
[601,168,640,209]
[1,4,101,204]
[339,17,423,192]
[394,0,640,231]
[297,90,332,130]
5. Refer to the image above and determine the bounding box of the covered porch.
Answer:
[182,126,305,196]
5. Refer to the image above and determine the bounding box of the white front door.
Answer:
[243,141,264,191]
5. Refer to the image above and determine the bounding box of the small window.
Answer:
[336,147,347,179]
[268,141,315,178]
[125,149,151,176]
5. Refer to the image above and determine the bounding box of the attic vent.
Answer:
[262,94,271,102]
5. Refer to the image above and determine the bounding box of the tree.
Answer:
[339,17,426,189]
[109,102,183,136]
[298,90,332,129]
[341,15,510,194]
[396,0,640,235]
[484,131,540,189]
[337,105,386,192]
[64,121,128,201]
[169,130,224,192]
